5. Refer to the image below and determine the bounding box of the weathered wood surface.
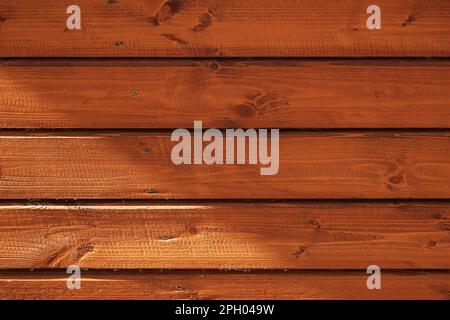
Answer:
[1,60,450,128]
[0,201,449,269]
[1,1,450,57]
[0,270,449,300]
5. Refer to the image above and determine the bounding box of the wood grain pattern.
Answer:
[2,0,450,300]
[1,0,450,57]
[2,60,450,128]
[0,201,449,269]
[0,270,449,300]
[0,132,450,199]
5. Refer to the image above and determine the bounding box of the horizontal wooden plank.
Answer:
[0,202,449,269]
[0,270,449,299]
[1,60,450,128]
[1,132,450,199]
[0,1,450,57]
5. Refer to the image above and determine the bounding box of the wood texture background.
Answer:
[0,0,449,300]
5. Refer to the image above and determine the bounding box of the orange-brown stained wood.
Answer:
[0,270,449,300]
[0,132,450,199]
[0,0,450,57]
[0,201,449,269]
[1,60,450,128]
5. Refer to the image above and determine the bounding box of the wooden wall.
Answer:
[0,0,449,299]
